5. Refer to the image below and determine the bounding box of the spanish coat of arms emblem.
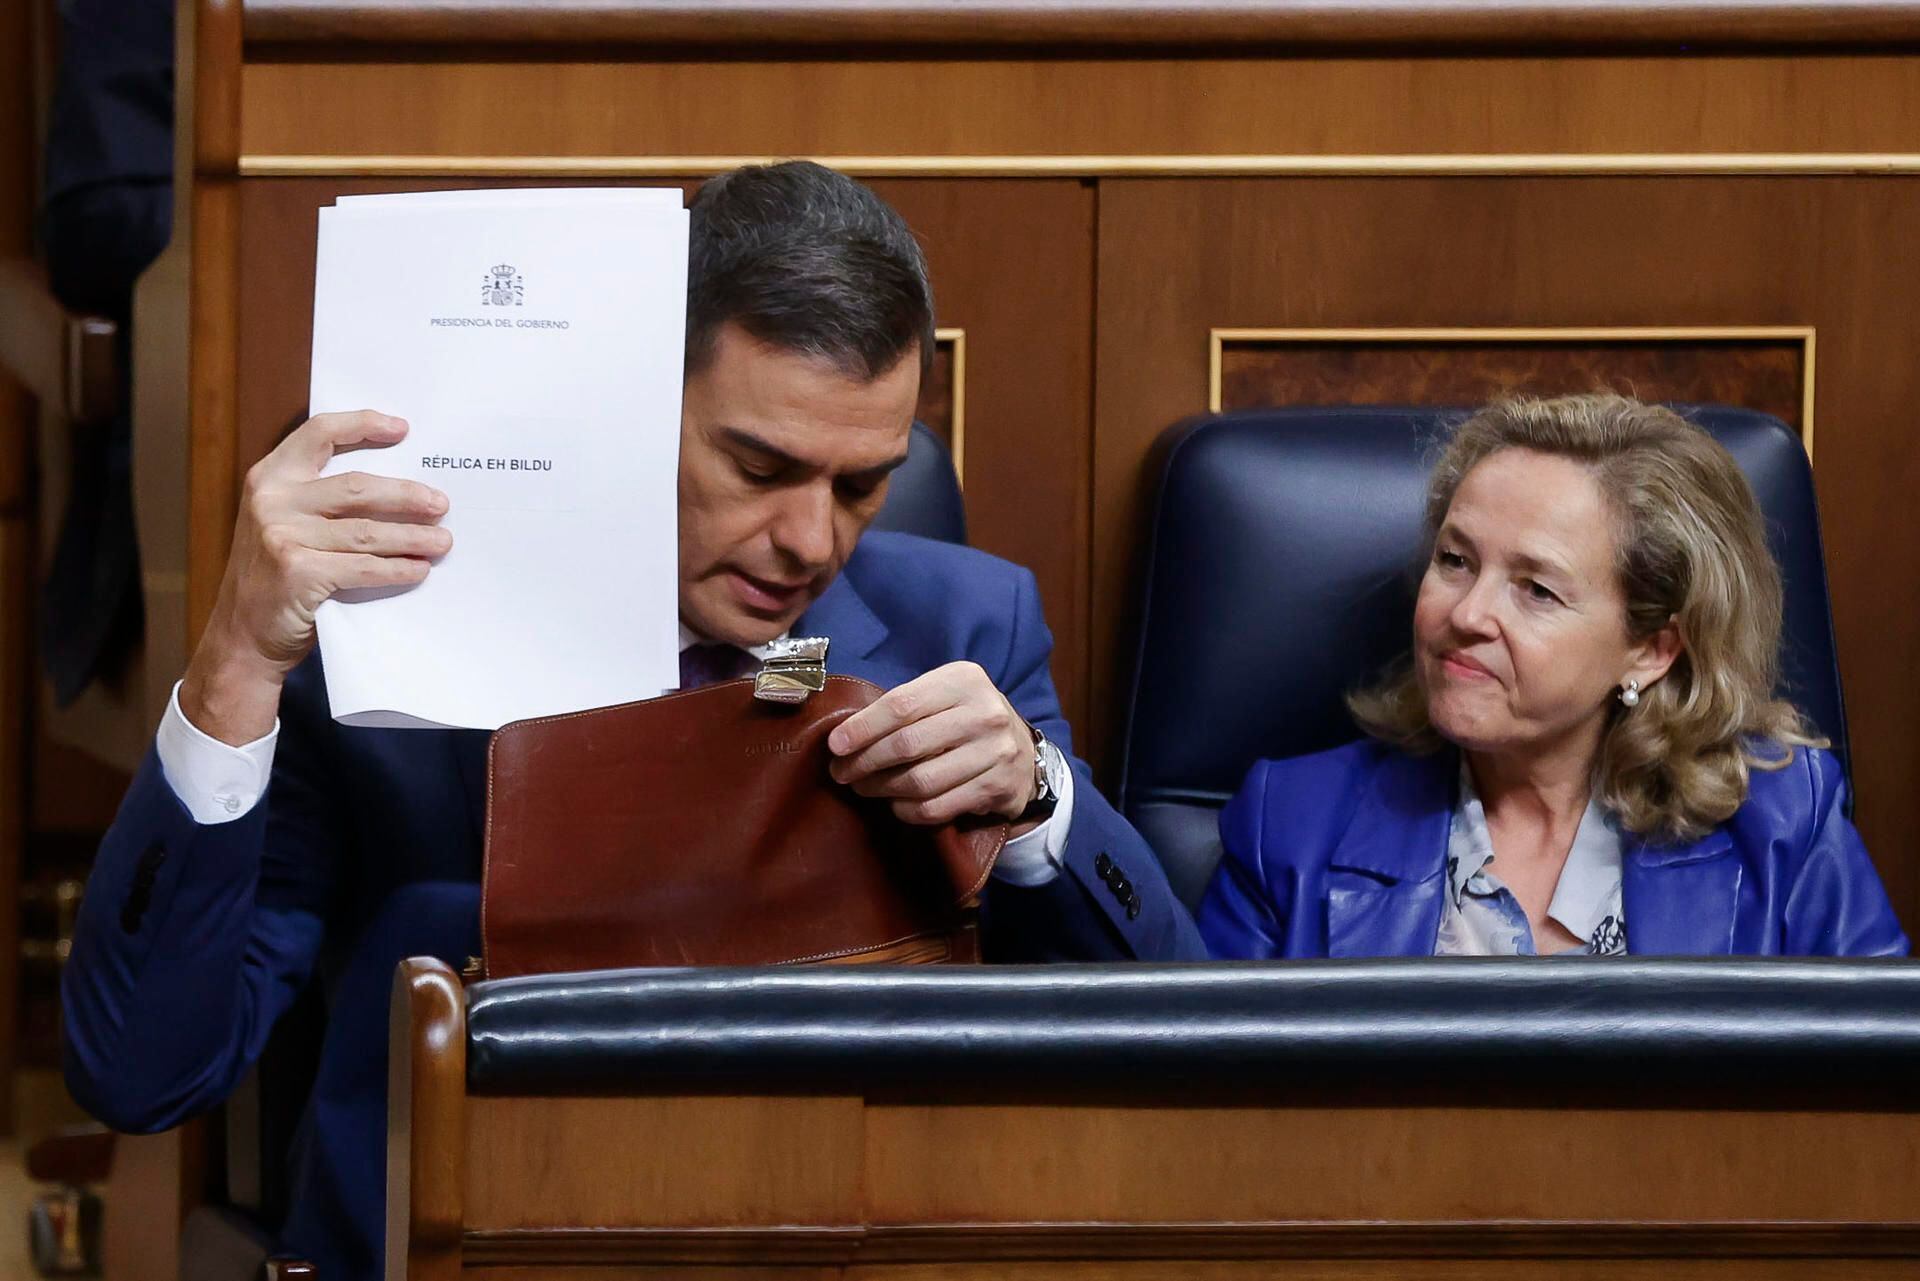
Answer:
[482,263,524,306]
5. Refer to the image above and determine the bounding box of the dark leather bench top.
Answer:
[463,958,1920,1094]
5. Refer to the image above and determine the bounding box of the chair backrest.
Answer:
[1115,405,1847,908]
[868,420,967,544]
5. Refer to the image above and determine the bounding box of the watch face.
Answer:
[1021,741,1060,821]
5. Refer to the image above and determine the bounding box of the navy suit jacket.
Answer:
[37,0,175,701]
[1198,738,1908,960]
[63,531,1205,1279]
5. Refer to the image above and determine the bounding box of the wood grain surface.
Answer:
[241,0,1920,52]
[864,1101,1920,1224]
[429,1084,1920,1273]
[465,1095,865,1230]
[186,0,245,639]
[237,57,1920,164]
[1217,335,1807,434]
[388,958,467,1281]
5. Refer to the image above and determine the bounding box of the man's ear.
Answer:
[1628,617,1685,692]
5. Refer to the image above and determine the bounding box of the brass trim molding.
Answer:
[935,326,967,486]
[239,153,1920,179]
[1208,325,1817,457]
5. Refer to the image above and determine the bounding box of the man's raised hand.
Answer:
[179,411,450,744]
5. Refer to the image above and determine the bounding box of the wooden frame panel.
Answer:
[246,154,1920,178]
[920,327,966,483]
[1206,326,1816,454]
[237,57,1920,164]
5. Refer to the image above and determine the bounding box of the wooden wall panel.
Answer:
[868,180,1094,729]
[1092,176,1920,929]
[466,1095,864,1229]
[0,0,30,1125]
[865,1102,1920,1226]
[435,1078,1920,1273]
[233,176,1094,730]
[237,57,1920,165]
[1217,332,1807,436]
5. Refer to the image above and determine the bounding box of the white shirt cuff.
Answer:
[990,739,1073,887]
[154,681,279,826]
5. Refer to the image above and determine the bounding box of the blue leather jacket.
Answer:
[1198,738,1908,959]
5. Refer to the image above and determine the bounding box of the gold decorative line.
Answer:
[1208,326,1816,456]
[239,153,1920,179]
[1802,328,1818,462]
[1211,326,1819,345]
[1207,329,1224,422]
[936,326,966,487]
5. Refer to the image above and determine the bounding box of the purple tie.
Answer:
[678,643,753,690]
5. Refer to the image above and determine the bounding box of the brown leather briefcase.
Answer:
[480,674,1008,979]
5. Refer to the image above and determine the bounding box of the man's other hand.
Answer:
[826,661,1041,832]
[180,411,450,745]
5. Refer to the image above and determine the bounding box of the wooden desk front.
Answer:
[392,957,1920,1280]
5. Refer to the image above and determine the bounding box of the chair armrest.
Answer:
[0,256,121,426]
[25,1125,116,1186]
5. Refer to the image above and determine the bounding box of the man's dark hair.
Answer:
[686,161,935,381]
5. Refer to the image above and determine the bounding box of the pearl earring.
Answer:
[1619,679,1641,708]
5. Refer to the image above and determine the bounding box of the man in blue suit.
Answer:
[62,162,1204,1279]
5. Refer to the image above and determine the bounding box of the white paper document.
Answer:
[308,188,688,729]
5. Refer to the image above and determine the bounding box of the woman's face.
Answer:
[1413,448,1673,763]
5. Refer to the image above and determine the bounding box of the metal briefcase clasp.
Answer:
[754,636,831,704]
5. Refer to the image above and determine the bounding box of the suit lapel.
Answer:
[795,565,918,690]
[1623,831,1741,954]
[1324,750,1455,958]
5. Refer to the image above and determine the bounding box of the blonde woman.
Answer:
[1199,395,1906,958]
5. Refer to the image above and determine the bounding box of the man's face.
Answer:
[678,322,919,646]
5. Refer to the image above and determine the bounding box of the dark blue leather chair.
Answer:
[1114,405,1847,909]
[870,420,967,545]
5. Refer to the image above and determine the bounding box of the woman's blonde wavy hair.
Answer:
[1347,393,1823,843]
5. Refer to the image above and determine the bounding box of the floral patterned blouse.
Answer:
[1434,762,1628,957]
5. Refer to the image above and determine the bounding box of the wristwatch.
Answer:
[1016,720,1062,823]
